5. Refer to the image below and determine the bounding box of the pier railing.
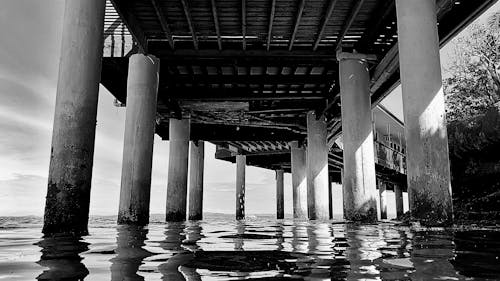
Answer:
[374,141,407,174]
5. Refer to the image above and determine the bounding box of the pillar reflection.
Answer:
[234,221,246,250]
[110,225,152,281]
[36,235,89,280]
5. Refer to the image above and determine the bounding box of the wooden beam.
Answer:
[210,0,222,50]
[161,74,333,85]
[104,17,121,40]
[335,0,366,51]
[242,0,247,50]
[312,0,339,51]
[179,0,198,50]
[110,0,148,52]
[159,87,329,101]
[147,47,337,59]
[355,0,394,51]
[151,0,175,50]
[266,0,277,51]
[288,0,306,51]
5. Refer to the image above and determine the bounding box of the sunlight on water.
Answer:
[0,215,499,280]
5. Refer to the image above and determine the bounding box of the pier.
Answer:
[42,0,497,235]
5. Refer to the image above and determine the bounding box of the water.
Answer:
[1,214,500,280]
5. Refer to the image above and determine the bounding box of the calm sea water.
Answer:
[1,214,499,281]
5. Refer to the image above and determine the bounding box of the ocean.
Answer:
[0,214,499,280]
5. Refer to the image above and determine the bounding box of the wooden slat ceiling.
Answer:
[101,0,497,172]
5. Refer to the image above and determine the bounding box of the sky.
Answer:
[0,0,498,217]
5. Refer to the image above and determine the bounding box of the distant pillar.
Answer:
[306,111,329,220]
[394,183,404,219]
[118,54,160,225]
[290,141,307,219]
[338,52,378,222]
[165,118,190,221]
[276,169,284,219]
[396,0,453,225]
[43,0,106,235]
[236,155,246,220]
[378,180,387,220]
[328,180,333,220]
[188,141,205,220]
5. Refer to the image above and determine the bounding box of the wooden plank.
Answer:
[242,0,246,50]
[179,0,198,50]
[266,0,277,51]
[312,0,339,51]
[210,0,222,50]
[335,0,365,51]
[151,0,175,50]
[288,0,306,51]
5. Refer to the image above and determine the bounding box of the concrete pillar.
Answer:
[306,111,329,220]
[394,183,404,219]
[235,155,246,220]
[290,141,307,219]
[188,141,205,221]
[338,52,378,222]
[165,118,190,221]
[117,54,159,225]
[396,0,453,225]
[378,180,387,220]
[276,169,284,219]
[42,0,105,235]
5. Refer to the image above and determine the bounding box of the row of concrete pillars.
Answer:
[42,0,453,235]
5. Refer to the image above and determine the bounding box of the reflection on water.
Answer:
[1,215,499,280]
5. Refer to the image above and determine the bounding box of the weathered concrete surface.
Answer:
[188,141,205,220]
[338,55,377,222]
[306,112,329,220]
[276,169,284,219]
[396,0,453,226]
[166,118,190,221]
[290,141,307,219]
[118,54,159,225]
[43,0,106,235]
[394,183,404,219]
[378,180,387,220]
[236,155,246,220]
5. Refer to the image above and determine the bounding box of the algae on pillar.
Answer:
[290,141,307,219]
[338,52,378,222]
[235,154,246,220]
[118,54,159,225]
[166,118,190,221]
[306,111,330,220]
[396,0,453,225]
[276,169,284,219]
[43,0,106,235]
[188,140,205,221]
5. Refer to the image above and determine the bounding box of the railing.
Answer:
[374,141,407,175]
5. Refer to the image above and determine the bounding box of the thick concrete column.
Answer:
[188,141,205,220]
[276,169,284,219]
[394,183,404,219]
[306,111,330,220]
[43,0,105,235]
[378,180,388,220]
[166,118,190,221]
[118,54,160,225]
[235,155,246,220]
[396,0,453,225]
[290,141,307,219]
[338,52,378,222]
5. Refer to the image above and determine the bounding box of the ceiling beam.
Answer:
[312,0,339,51]
[151,0,175,50]
[335,0,366,51]
[179,0,198,50]
[210,0,222,50]
[110,0,148,52]
[355,0,394,51]
[242,0,247,50]
[162,74,333,85]
[266,0,277,51]
[288,0,306,51]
